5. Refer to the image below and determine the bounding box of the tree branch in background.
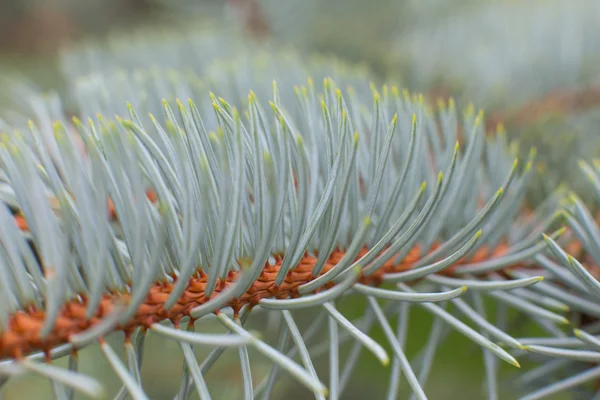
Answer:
[226,0,271,39]
[487,83,600,131]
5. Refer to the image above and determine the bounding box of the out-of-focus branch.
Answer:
[486,83,600,130]
[0,4,77,54]
[226,0,271,39]
[427,82,600,132]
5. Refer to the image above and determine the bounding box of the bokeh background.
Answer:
[1,0,599,399]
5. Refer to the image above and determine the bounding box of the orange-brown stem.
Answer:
[0,242,513,361]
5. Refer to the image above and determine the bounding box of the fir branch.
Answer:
[0,75,558,399]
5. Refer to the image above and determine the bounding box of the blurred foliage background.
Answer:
[1,0,599,399]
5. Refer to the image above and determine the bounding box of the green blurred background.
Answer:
[1,0,599,398]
